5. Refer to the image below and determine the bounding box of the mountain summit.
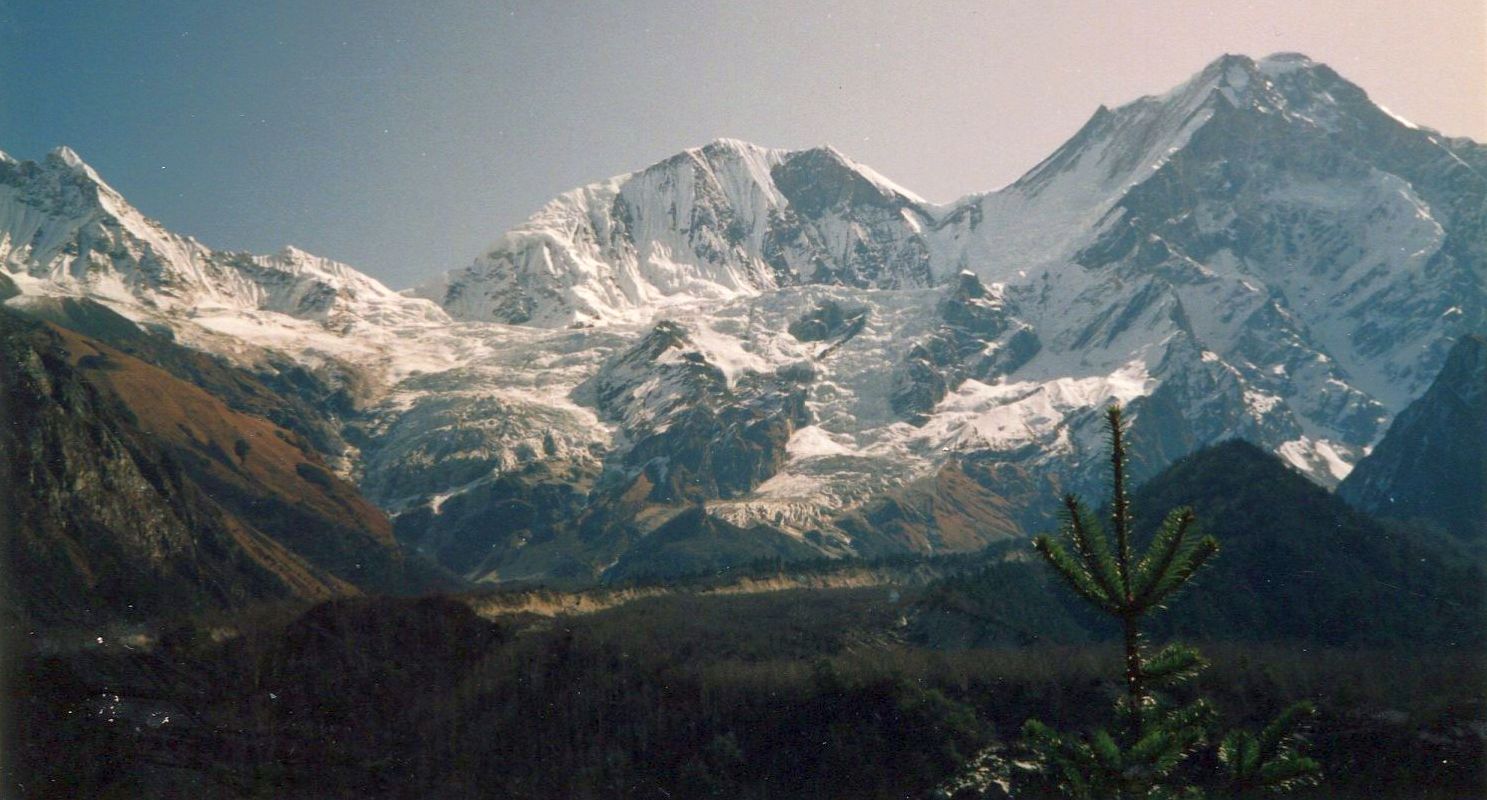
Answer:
[411,138,938,326]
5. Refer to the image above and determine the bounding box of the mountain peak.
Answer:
[696,137,770,156]
[1162,53,1264,106]
[1177,51,1382,130]
[0,147,437,326]
[1192,51,1320,83]
[1161,51,1340,108]
[46,145,109,185]
[420,133,939,325]
[50,144,88,168]
[1026,51,1390,198]
[787,144,926,205]
[808,143,850,161]
[35,145,133,211]
[1258,51,1316,72]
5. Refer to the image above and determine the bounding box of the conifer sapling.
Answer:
[1017,405,1320,799]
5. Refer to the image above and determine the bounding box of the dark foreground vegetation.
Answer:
[7,586,1483,799]
[6,430,1482,798]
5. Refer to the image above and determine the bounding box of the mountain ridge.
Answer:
[409,137,940,326]
[4,51,1483,583]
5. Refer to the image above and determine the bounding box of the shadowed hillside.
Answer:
[0,310,440,628]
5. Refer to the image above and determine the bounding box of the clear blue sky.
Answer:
[3,0,1483,289]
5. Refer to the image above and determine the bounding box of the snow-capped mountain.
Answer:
[921,51,1486,486]
[413,51,1484,495]
[0,142,476,446]
[410,138,936,326]
[4,52,1482,583]
[0,146,449,341]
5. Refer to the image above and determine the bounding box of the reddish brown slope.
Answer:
[836,460,1032,556]
[1,312,413,627]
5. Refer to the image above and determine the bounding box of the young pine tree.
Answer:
[1017,405,1320,799]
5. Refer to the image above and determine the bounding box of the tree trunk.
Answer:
[1123,611,1143,738]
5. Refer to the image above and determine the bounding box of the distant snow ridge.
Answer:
[0,147,448,329]
[411,51,1484,497]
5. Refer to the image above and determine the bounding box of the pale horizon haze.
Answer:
[2,0,1483,288]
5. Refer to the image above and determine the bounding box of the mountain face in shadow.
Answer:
[1339,334,1487,540]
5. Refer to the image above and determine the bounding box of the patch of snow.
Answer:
[1277,436,1356,483]
[1374,103,1419,130]
[787,425,854,459]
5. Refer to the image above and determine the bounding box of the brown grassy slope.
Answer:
[13,295,358,460]
[837,460,1027,554]
[48,324,409,592]
[2,316,351,626]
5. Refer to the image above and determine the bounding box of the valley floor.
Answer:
[5,583,1482,799]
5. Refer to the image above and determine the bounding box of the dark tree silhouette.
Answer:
[1018,405,1320,799]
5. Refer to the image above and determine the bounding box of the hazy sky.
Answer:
[3,1,1484,289]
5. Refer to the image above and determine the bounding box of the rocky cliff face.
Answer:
[890,271,1040,424]
[1338,335,1487,539]
[587,319,812,502]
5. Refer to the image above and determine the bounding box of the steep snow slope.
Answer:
[411,138,937,326]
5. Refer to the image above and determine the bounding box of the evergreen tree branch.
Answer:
[1141,643,1208,690]
[1254,755,1323,791]
[1142,536,1220,610]
[1090,729,1122,773]
[1133,507,1197,608]
[1257,701,1316,762]
[1032,536,1119,613]
[1063,494,1124,605]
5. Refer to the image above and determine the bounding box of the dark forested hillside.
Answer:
[1132,440,1482,644]
[915,440,1484,648]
